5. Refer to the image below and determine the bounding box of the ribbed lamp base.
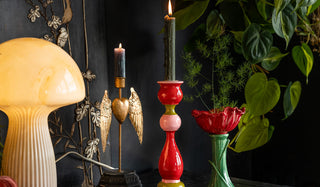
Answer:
[1,107,57,187]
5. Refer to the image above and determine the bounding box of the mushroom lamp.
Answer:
[0,38,85,187]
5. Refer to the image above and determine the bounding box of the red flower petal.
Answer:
[192,107,245,134]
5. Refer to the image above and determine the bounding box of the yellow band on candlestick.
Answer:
[115,77,126,88]
[157,181,185,187]
[165,105,177,115]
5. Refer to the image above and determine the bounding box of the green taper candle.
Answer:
[164,0,175,81]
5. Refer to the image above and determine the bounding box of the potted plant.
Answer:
[172,0,320,186]
[175,0,320,155]
[183,27,248,186]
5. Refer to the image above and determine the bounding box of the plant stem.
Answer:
[212,54,215,109]
[195,87,211,111]
[82,0,93,183]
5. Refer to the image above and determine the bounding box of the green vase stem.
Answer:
[209,160,230,186]
[209,139,231,187]
[209,134,233,187]
[218,139,229,164]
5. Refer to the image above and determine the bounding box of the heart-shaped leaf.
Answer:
[272,4,297,48]
[234,116,274,152]
[283,81,302,119]
[206,10,224,38]
[292,43,313,83]
[219,1,247,31]
[275,0,291,16]
[242,23,273,62]
[261,47,288,71]
[174,0,210,31]
[245,73,281,116]
[296,0,317,10]
[307,0,320,15]
[257,0,274,20]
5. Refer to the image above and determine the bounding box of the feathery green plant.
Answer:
[183,32,251,110]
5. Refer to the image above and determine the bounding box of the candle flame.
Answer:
[119,43,122,48]
[168,0,172,16]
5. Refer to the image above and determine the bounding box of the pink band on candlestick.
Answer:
[162,179,181,183]
[160,114,181,131]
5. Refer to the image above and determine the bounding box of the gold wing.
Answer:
[100,90,112,152]
[129,87,143,144]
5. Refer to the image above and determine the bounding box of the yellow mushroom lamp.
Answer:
[0,38,85,187]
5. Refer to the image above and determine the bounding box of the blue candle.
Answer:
[114,43,126,78]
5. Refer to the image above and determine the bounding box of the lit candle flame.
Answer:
[168,0,172,16]
[119,43,122,48]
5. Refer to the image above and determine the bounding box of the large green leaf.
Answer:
[242,23,273,63]
[292,43,313,83]
[206,10,224,38]
[234,116,274,152]
[238,104,254,130]
[275,0,291,16]
[296,0,317,10]
[297,6,308,18]
[243,0,268,25]
[257,0,274,20]
[283,81,302,119]
[261,47,288,71]
[219,0,247,31]
[245,73,281,116]
[307,0,320,15]
[231,31,244,54]
[272,4,297,48]
[174,0,210,31]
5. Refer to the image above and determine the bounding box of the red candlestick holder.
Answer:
[157,81,185,187]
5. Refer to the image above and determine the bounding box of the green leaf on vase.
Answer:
[261,47,288,71]
[237,105,254,130]
[283,81,302,119]
[174,0,210,31]
[245,73,281,116]
[292,43,313,83]
[242,23,273,63]
[234,116,273,152]
[272,4,297,48]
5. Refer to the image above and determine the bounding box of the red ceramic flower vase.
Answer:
[192,107,245,134]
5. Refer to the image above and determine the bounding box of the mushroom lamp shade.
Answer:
[0,38,85,187]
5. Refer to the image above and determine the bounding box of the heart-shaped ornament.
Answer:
[112,97,129,124]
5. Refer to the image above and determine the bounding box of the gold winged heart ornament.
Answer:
[99,87,143,152]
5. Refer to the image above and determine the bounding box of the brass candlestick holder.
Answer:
[98,77,143,186]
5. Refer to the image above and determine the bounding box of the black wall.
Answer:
[1,0,320,187]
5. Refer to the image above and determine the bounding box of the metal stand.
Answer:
[98,170,142,187]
